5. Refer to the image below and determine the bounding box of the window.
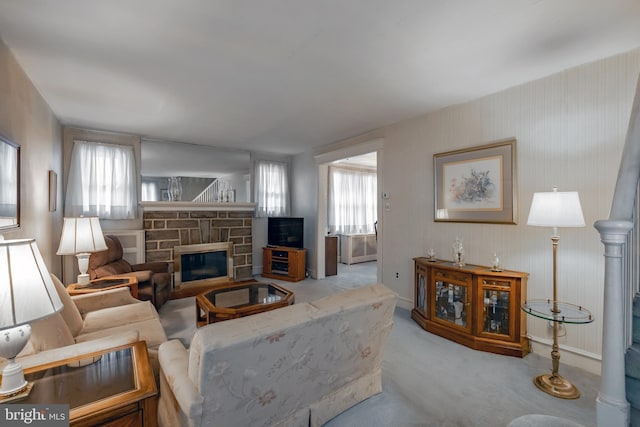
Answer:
[65,141,137,219]
[141,181,159,201]
[254,160,289,217]
[328,165,377,234]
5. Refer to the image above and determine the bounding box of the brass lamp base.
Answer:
[534,373,580,399]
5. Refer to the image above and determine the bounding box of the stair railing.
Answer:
[192,178,221,203]
[595,73,640,427]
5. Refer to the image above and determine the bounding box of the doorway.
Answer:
[314,139,383,282]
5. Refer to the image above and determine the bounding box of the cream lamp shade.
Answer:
[0,236,64,396]
[56,216,107,285]
[527,188,585,229]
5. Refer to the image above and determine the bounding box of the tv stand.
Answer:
[263,246,306,282]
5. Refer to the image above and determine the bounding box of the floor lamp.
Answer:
[0,236,63,398]
[526,187,587,399]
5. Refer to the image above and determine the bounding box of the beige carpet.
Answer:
[158,262,599,427]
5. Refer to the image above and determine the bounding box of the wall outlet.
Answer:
[395,272,399,279]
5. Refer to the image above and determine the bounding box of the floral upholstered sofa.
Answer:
[157,283,397,427]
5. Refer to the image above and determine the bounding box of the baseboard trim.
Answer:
[528,335,602,375]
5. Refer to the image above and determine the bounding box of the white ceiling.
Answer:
[1,0,639,157]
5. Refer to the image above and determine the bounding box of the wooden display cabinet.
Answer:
[412,258,529,357]
[263,246,306,282]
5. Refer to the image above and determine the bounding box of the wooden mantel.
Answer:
[141,201,256,212]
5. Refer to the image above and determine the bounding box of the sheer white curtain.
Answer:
[65,140,137,219]
[141,181,159,201]
[254,160,289,217]
[0,141,18,212]
[328,166,377,234]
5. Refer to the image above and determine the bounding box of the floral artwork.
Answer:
[434,139,517,224]
[444,155,502,210]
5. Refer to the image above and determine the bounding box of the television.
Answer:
[268,217,304,249]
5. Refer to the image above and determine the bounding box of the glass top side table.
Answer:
[522,299,593,399]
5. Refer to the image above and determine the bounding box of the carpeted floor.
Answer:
[158,262,599,427]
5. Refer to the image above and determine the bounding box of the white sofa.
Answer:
[157,283,397,427]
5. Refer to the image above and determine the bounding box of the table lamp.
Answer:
[0,236,63,397]
[56,216,107,286]
[527,186,586,398]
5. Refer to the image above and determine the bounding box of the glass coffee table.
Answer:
[196,282,294,326]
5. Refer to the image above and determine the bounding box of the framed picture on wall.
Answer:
[48,170,57,212]
[434,138,517,224]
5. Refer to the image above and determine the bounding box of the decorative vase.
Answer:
[168,177,182,201]
[452,237,465,267]
[491,252,502,271]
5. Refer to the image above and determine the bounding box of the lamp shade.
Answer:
[56,216,107,255]
[0,237,63,329]
[527,189,585,228]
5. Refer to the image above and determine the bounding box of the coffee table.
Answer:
[67,275,138,298]
[14,341,157,427]
[196,281,294,326]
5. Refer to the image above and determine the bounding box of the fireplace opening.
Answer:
[181,251,228,282]
[173,242,233,288]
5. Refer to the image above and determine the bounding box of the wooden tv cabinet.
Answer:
[411,257,529,357]
[263,246,306,282]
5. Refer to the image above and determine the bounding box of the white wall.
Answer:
[291,151,318,276]
[293,47,640,373]
[0,38,63,276]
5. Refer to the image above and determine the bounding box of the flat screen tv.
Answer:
[268,217,304,249]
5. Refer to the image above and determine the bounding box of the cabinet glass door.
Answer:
[434,279,470,331]
[482,289,510,336]
[415,268,427,316]
[478,276,514,340]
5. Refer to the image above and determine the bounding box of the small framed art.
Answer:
[48,170,57,212]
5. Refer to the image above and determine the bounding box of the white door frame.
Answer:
[315,138,384,280]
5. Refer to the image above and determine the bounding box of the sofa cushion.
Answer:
[92,259,134,277]
[77,317,167,350]
[81,300,159,334]
[50,274,84,337]
[27,312,76,354]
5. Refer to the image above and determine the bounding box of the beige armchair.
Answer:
[13,274,167,375]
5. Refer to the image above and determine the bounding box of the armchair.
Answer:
[1,274,168,378]
[88,234,172,309]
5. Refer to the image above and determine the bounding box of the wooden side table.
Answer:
[16,341,157,426]
[67,276,138,298]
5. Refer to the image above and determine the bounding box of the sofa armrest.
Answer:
[1,331,140,371]
[159,340,203,421]
[133,261,170,274]
[72,287,142,317]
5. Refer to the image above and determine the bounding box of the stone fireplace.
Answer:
[142,202,255,281]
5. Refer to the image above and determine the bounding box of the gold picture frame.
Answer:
[434,138,517,224]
